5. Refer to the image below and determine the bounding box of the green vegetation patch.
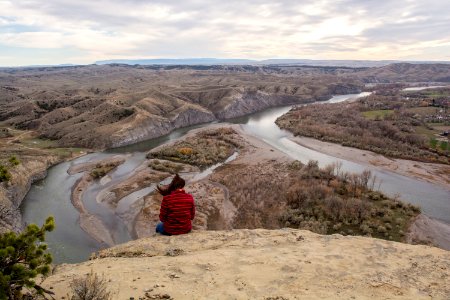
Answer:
[90,162,121,179]
[0,156,22,182]
[148,159,184,174]
[19,137,85,158]
[8,155,20,166]
[20,138,59,149]
[361,109,394,120]
[49,147,84,158]
[0,165,11,182]
[147,127,242,169]
[439,141,449,151]
[415,126,440,139]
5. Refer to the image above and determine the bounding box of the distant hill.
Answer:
[360,62,450,82]
[95,58,393,67]
[95,58,256,66]
[95,58,450,68]
[260,59,399,67]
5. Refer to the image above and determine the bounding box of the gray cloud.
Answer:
[0,0,449,65]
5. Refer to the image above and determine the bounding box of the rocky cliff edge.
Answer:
[44,229,450,299]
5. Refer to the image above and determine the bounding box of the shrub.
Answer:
[148,160,183,174]
[178,147,193,156]
[377,225,387,234]
[90,163,118,179]
[0,165,11,183]
[0,216,55,299]
[90,168,107,179]
[288,160,303,170]
[70,270,112,300]
[429,138,438,149]
[8,156,20,166]
[360,224,373,235]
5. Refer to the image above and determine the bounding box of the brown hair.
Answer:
[157,174,185,196]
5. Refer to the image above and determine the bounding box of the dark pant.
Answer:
[155,222,171,236]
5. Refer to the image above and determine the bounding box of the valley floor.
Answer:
[55,124,450,251]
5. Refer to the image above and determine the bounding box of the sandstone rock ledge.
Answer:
[44,229,450,299]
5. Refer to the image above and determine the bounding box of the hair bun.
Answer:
[157,174,185,196]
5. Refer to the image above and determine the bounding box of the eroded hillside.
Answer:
[0,64,370,148]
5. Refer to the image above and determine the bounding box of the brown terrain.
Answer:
[0,63,449,236]
[0,64,448,232]
[0,63,359,233]
[0,64,366,149]
[1,63,449,150]
[1,63,450,298]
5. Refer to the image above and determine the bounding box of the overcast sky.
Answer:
[1,0,449,66]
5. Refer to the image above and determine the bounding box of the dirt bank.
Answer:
[71,173,115,246]
[407,214,450,250]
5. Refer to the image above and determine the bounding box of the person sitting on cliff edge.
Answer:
[155,174,195,236]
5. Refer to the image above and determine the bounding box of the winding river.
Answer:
[21,92,450,263]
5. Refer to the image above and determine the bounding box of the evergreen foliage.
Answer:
[0,216,55,299]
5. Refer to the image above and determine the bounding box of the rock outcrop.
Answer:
[109,106,217,148]
[216,91,309,119]
[44,229,450,299]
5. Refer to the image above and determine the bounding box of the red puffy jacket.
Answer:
[159,189,195,235]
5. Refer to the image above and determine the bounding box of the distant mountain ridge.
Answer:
[95,58,256,66]
[95,58,450,68]
[3,59,450,69]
